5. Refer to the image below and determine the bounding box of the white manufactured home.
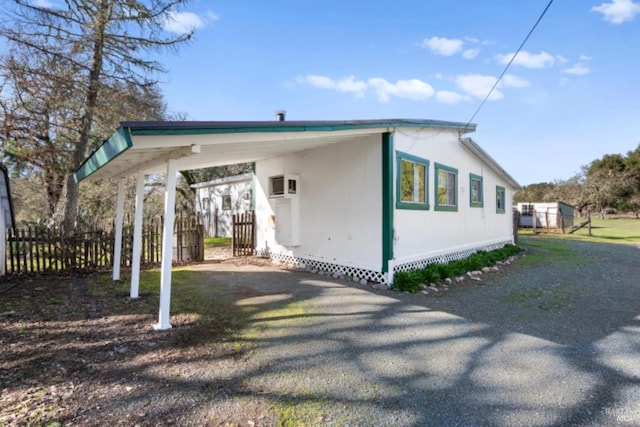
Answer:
[192,173,253,238]
[253,126,520,283]
[74,118,520,329]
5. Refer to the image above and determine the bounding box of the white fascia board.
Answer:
[191,173,254,189]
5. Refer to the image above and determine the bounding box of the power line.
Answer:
[464,0,555,130]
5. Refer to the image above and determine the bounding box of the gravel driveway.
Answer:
[209,237,640,426]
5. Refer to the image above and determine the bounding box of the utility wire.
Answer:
[465,0,555,130]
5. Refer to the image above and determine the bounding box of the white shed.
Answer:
[74,118,520,329]
[516,202,574,230]
[192,173,253,238]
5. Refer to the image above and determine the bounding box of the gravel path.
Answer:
[223,237,640,426]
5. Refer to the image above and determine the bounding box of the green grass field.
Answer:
[519,217,640,245]
[203,236,231,248]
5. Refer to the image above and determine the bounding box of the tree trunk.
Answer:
[62,0,110,234]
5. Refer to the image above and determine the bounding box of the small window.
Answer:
[521,204,533,216]
[202,197,211,211]
[221,195,232,210]
[496,186,506,214]
[270,175,284,196]
[396,151,429,210]
[435,163,458,212]
[470,174,483,207]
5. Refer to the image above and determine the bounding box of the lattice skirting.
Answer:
[257,250,389,284]
[258,240,511,285]
[392,240,513,275]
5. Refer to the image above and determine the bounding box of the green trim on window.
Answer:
[496,185,506,214]
[434,162,458,212]
[382,133,394,273]
[396,151,430,210]
[469,173,484,208]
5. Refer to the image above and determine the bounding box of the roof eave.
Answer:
[74,127,133,182]
[460,137,521,190]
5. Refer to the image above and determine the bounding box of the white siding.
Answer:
[196,180,252,237]
[255,135,382,271]
[393,129,515,265]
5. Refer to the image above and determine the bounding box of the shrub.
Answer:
[391,245,521,293]
[422,264,441,284]
[392,271,422,292]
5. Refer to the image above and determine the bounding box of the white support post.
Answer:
[154,159,177,331]
[130,170,145,299]
[112,177,126,281]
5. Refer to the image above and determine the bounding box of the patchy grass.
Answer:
[503,285,572,311]
[89,268,251,340]
[518,236,586,267]
[0,270,277,425]
[271,396,335,427]
[570,217,640,244]
[204,236,232,248]
[519,217,640,245]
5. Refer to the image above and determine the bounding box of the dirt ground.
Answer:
[0,264,280,426]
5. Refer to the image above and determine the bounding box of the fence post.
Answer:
[532,209,537,235]
[512,208,520,244]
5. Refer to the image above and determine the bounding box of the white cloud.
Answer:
[335,76,369,96]
[462,48,480,59]
[455,74,503,100]
[593,0,640,24]
[436,91,469,104]
[368,78,435,102]
[207,11,220,21]
[579,54,593,61]
[495,50,556,68]
[298,75,334,89]
[564,63,591,75]
[296,75,368,97]
[502,74,530,88]
[421,36,464,56]
[163,11,206,34]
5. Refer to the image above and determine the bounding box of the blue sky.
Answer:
[27,0,640,186]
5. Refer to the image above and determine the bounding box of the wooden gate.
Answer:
[232,211,255,257]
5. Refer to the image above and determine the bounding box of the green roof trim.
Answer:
[74,127,132,182]
[122,119,476,137]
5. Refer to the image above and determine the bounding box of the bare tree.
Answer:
[0,0,193,233]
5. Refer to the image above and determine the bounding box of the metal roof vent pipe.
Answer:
[275,110,286,121]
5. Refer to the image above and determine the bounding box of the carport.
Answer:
[74,119,445,330]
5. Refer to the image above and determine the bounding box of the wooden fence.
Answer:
[232,211,255,257]
[3,217,203,275]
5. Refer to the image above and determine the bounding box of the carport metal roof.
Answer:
[74,119,476,182]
